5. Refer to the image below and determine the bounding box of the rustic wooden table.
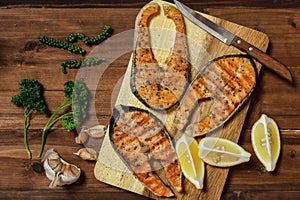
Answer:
[0,0,299,199]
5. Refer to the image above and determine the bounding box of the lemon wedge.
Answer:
[176,134,205,189]
[198,137,251,167]
[251,114,281,172]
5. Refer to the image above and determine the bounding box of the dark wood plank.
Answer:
[222,191,300,200]
[1,0,300,8]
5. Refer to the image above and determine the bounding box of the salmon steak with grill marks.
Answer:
[174,55,257,137]
[109,105,182,197]
[131,2,189,110]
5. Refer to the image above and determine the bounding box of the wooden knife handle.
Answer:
[231,36,293,83]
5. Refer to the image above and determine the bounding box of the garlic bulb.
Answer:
[74,148,98,161]
[42,149,81,188]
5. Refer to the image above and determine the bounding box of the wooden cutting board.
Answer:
[94,0,269,199]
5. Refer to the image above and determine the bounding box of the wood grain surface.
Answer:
[0,1,299,199]
[1,0,300,8]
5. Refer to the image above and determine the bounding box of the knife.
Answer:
[174,0,293,83]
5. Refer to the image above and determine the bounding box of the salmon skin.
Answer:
[174,54,257,137]
[109,105,182,197]
[131,2,189,111]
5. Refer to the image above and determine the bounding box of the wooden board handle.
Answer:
[231,36,293,83]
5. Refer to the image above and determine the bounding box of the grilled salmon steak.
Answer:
[174,55,257,137]
[109,105,182,197]
[131,2,189,110]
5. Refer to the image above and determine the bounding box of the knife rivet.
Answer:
[249,47,253,51]
[237,39,241,44]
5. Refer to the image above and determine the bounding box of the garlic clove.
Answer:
[60,165,81,185]
[74,148,98,161]
[75,125,106,144]
[86,125,106,138]
[75,127,89,144]
[49,172,62,188]
[43,148,81,188]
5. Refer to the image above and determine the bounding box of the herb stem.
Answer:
[46,112,73,131]
[37,111,73,158]
[24,108,32,159]
[37,99,72,158]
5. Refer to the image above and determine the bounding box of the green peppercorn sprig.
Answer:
[90,25,112,45]
[61,57,104,74]
[38,36,86,55]
[66,32,91,45]
[66,25,112,46]
[38,24,112,74]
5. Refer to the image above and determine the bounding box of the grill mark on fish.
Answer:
[163,160,182,192]
[174,55,257,137]
[109,105,182,197]
[131,3,189,110]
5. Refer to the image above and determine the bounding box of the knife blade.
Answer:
[174,0,293,83]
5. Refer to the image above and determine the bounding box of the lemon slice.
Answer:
[251,114,281,172]
[176,134,205,189]
[198,137,251,167]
